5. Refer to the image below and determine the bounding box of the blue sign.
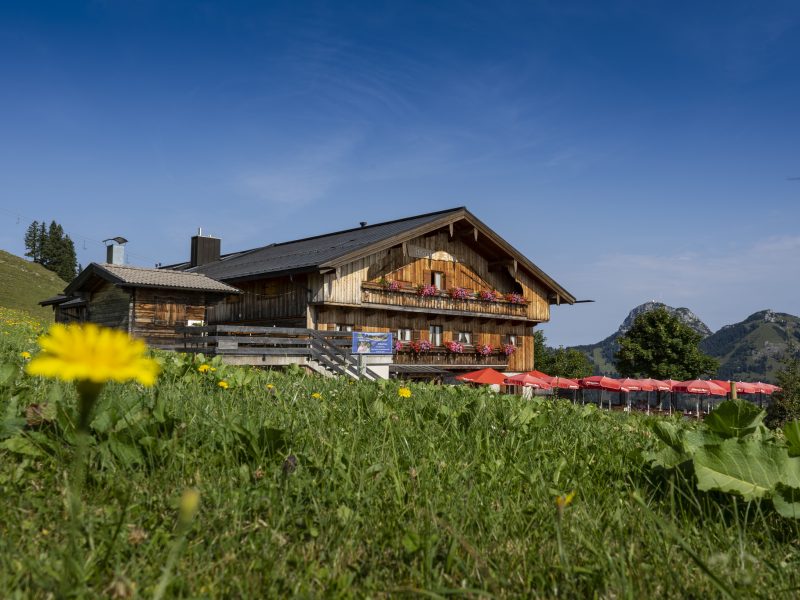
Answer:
[351,332,393,355]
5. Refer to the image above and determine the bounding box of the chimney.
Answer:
[359,221,367,228]
[103,237,128,265]
[190,228,221,267]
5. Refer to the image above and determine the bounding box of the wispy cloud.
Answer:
[235,133,360,205]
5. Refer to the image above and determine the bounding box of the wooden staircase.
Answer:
[176,325,383,381]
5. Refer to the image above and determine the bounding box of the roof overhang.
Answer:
[321,208,576,304]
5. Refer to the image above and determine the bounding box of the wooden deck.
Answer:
[177,325,383,380]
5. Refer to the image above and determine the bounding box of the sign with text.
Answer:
[351,332,393,355]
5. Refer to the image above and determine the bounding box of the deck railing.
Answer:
[361,283,529,319]
[176,325,381,381]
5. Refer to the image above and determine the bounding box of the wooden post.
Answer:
[730,381,737,401]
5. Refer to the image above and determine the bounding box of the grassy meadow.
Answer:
[0,251,66,323]
[1,307,800,598]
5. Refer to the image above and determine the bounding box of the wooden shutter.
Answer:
[422,269,431,286]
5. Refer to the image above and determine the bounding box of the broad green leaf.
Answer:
[682,429,724,456]
[693,439,796,501]
[703,400,764,439]
[644,446,689,470]
[785,421,800,458]
[0,435,44,457]
[651,421,684,453]
[773,484,800,519]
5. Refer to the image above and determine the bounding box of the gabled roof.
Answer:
[65,263,241,296]
[181,208,463,280]
[177,207,575,303]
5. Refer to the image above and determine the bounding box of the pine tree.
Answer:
[34,220,78,282]
[24,220,41,262]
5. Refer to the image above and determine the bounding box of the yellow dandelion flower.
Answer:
[197,364,210,373]
[555,491,576,510]
[398,387,412,398]
[26,323,160,386]
[311,392,322,399]
[266,383,274,389]
[218,381,229,389]
[20,351,31,360]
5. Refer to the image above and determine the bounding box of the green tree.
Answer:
[765,344,800,429]
[35,220,78,282]
[533,330,593,379]
[24,220,43,262]
[615,307,718,380]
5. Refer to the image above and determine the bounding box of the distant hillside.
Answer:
[571,302,799,383]
[0,250,66,322]
[572,302,711,376]
[700,310,800,383]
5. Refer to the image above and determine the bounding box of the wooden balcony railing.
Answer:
[393,347,509,368]
[361,283,529,319]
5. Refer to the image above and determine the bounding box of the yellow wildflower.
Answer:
[555,491,576,510]
[20,351,31,360]
[398,387,412,398]
[218,381,229,389]
[197,364,210,373]
[266,383,274,389]
[26,323,159,386]
[311,392,322,399]
[210,367,217,372]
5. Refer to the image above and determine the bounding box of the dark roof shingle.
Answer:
[187,208,463,280]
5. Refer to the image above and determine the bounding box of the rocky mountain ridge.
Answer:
[572,303,799,382]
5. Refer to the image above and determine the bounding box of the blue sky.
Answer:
[1,1,798,345]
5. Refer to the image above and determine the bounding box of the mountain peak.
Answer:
[619,302,711,338]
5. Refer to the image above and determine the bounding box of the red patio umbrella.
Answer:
[674,380,728,395]
[456,368,507,386]
[547,376,580,390]
[579,376,625,409]
[637,378,672,391]
[579,376,625,391]
[710,380,758,395]
[504,373,552,389]
[618,378,649,391]
[752,382,780,394]
[674,380,727,418]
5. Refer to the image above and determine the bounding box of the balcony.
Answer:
[361,282,529,320]
[393,347,510,369]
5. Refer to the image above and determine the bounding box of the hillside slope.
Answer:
[0,250,66,322]
[700,310,800,382]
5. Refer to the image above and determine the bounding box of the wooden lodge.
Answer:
[40,263,240,348]
[168,207,576,376]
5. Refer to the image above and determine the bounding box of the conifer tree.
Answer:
[24,220,42,262]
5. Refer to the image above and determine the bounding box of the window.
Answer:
[397,328,413,342]
[455,331,472,345]
[335,324,354,332]
[505,334,517,346]
[432,271,445,290]
[429,325,443,347]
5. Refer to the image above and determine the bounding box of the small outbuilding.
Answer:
[40,262,240,348]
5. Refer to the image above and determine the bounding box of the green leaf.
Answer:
[773,484,800,519]
[703,400,764,439]
[0,435,45,457]
[693,439,800,501]
[651,421,684,453]
[784,421,800,457]
[644,446,688,470]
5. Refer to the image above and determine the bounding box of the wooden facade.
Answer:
[204,216,573,375]
[42,263,239,349]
